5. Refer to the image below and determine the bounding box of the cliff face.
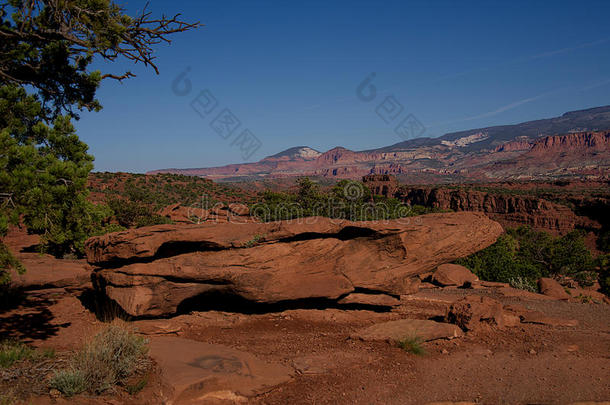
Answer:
[396,187,600,234]
[529,131,610,155]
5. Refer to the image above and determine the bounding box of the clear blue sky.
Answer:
[76,0,610,173]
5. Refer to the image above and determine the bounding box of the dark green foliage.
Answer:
[598,254,610,296]
[456,226,596,289]
[251,177,444,222]
[0,241,24,285]
[0,85,100,257]
[598,229,610,253]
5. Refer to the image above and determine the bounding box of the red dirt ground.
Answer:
[1,286,608,404]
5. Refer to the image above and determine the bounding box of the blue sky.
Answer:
[75,0,610,172]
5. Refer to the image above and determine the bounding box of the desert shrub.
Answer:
[573,271,598,287]
[508,276,537,292]
[50,324,149,396]
[125,377,148,395]
[49,369,88,397]
[456,226,596,289]
[397,336,426,355]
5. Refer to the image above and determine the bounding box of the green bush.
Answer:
[456,226,596,290]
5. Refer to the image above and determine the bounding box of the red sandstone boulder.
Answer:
[538,277,570,300]
[446,295,505,331]
[431,263,478,287]
[86,212,503,317]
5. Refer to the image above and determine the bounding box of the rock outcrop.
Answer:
[397,186,598,234]
[86,212,503,317]
[157,202,254,224]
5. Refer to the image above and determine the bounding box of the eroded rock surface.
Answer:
[149,336,291,404]
[86,212,503,317]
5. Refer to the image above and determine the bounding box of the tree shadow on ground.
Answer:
[0,291,69,342]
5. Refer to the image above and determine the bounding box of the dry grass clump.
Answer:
[49,323,149,397]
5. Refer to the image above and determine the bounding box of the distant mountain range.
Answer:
[149,106,610,183]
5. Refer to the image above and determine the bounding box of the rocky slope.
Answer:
[149,106,610,182]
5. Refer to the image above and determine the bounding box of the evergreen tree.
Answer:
[0,0,199,282]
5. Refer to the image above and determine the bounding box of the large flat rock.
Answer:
[149,336,292,404]
[87,213,503,317]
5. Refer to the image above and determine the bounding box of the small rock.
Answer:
[441,349,449,355]
[529,349,537,355]
[49,389,61,399]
